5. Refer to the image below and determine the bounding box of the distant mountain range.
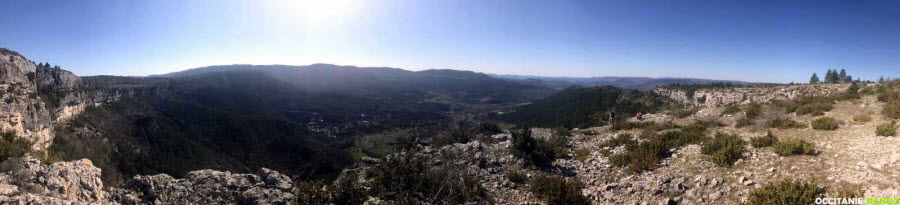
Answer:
[490,74,749,90]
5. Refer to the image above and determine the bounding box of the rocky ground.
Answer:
[347,91,899,204]
[0,156,295,205]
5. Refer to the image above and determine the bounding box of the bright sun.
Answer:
[263,0,368,31]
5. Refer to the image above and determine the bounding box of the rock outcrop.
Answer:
[0,156,109,204]
[0,156,297,205]
[654,84,850,107]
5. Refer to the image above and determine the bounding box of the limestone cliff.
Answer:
[0,48,136,150]
[654,84,850,107]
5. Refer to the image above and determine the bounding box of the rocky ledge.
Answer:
[0,156,296,205]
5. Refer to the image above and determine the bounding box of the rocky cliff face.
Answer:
[654,84,849,107]
[0,48,56,150]
[0,157,297,204]
[0,48,137,150]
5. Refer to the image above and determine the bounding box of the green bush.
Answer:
[474,122,502,136]
[510,128,566,168]
[750,131,778,148]
[701,133,745,167]
[747,179,823,205]
[744,103,763,119]
[574,147,590,163]
[296,180,330,205]
[600,133,636,148]
[328,173,369,205]
[735,117,754,128]
[883,101,900,119]
[811,117,839,130]
[505,166,527,184]
[773,139,817,156]
[431,128,473,148]
[876,121,898,136]
[784,96,835,116]
[552,127,570,137]
[0,132,33,161]
[368,153,487,204]
[610,125,707,173]
[853,114,873,122]
[529,174,589,205]
[720,104,741,116]
[765,117,806,129]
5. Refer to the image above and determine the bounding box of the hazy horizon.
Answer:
[3,0,900,83]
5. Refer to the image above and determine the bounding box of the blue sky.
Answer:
[2,0,899,83]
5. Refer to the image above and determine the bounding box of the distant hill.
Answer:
[159,64,557,105]
[491,74,749,90]
[503,85,675,128]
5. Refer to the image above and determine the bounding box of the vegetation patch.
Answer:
[780,96,835,116]
[747,179,823,205]
[510,127,568,168]
[720,104,741,116]
[750,131,778,148]
[765,117,806,129]
[735,117,754,128]
[610,124,707,173]
[574,147,590,163]
[528,174,589,205]
[368,153,488,204]
[773,139,817,156]
[744,103,763,119]
[811,117,840,130]
[505,166,528,184]
[876,121,898,136]
[852,113,873,123]
[700,133,745,167]
[0,131,33,162]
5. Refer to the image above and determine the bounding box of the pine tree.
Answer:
[845,75,853,83]
[809,73,820,84]
[838,69,847,82]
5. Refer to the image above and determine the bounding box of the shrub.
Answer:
[883,101,900,119]
[701,133,745,167]
[735,117,753,128]
[610,125,707,173]
[574,147,590,163]
[747,179,823,205]
[296,180,330,205]
[811,117,839,130]
[329,173,369,205]
[853,114,873,122]
[0,131,33,161]
[600,133,636,149]
[529,174,589,205]
[505,166,527,184]
[368,153,487,204]
[773,139,817,156]
[552,127,570,137]
[744,103,762,119]
[750,131,778,148]
[720,104,741,116]
[785,96,835,116]
[431,128,472,148]
[876,121,898,136]
[510,128,566,168]
[474,122,502,135]
[765,117,806,129]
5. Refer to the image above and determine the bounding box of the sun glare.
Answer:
[263,0,367,31]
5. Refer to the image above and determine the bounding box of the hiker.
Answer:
[636,112,643,121]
